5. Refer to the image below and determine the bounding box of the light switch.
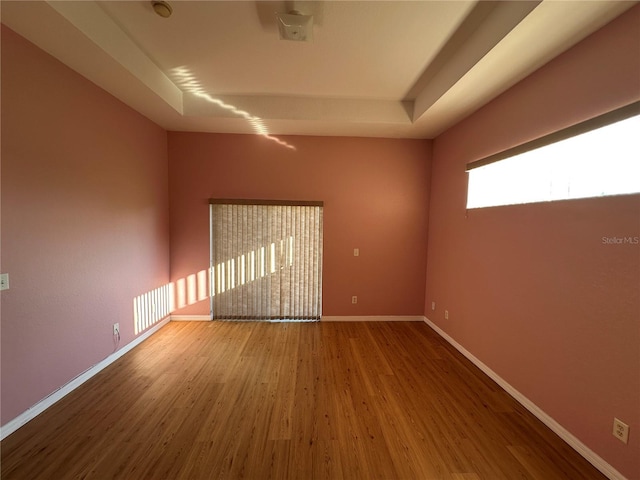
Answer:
[354,248,359,257]
[0,273,9,291]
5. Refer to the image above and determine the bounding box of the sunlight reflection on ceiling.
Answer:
[171,67,296,150]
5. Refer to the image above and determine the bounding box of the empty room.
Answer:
[1,1,638,479]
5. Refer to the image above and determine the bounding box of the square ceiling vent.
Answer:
[276,12,313,42]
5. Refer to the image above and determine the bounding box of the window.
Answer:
[209,200,323,321]
[466,102,640,209]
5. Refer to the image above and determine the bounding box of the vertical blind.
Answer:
[209,200,323,321]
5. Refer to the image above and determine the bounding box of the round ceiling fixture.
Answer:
[152,1,172,18]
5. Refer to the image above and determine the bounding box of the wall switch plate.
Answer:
[352,296,357,304]
[613,418,629,444]
[353,248,359,257]
[0,273,9,291]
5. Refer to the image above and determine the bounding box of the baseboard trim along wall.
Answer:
[170,314,211,321]
[422,316,627,480]
[0,317,171,441]
[170,315,426,322]
[321,315,425,322]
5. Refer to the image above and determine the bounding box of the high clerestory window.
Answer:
[209,199,323,321]
[466,102,640,209]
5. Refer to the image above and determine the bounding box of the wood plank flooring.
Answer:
[1,321,607,479]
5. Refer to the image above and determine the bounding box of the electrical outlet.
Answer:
[0,273,9,291]
[352,296,358,304]
[353,248,359,257]
[445,310,449,320]
[431,301,435,311]
[613,418,629,444]
[113,323,120,336]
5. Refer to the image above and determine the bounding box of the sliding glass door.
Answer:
[209,200,323,321]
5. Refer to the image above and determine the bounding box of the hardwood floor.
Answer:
[1,321,606,479]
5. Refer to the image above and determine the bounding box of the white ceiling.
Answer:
[1,1,636,139]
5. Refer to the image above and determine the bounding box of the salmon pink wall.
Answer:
[1,27,170,425]
[425,7,640,478]
[168,133,430,317]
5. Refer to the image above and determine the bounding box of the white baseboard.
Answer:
[171,315,425,323]
[422,316,627,480]
[171,315,424,323]
[0,317,171,441]
[321,315,424,322]
[170,314,211,321]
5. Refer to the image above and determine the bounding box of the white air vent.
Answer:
[276,11,313,42]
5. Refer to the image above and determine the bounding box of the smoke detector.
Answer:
[276,10,313,42]
[152,1,172,18]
